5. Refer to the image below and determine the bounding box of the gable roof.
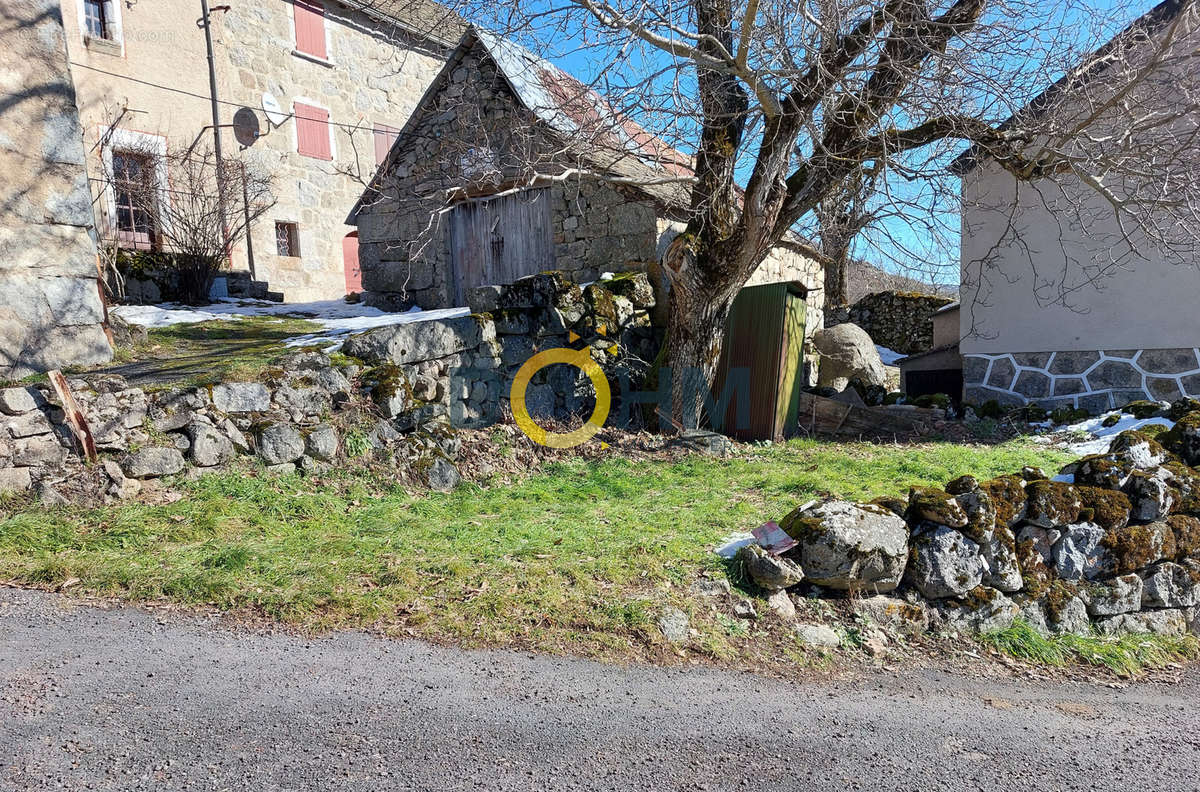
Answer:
[347,26,695,223]
[951,0,1188,175]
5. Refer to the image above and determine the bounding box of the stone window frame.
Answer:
[77,0,125,57]
[289,0,335,67]
[99,128,170,247]
[292,97,336,161]
[275,221,302,258]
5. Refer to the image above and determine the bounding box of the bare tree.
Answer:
[100,143,275,305]
[361,0,1200,425]
[816,160,878,307]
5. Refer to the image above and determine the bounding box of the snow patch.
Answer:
[876,345,904,366]
[1052,410,1175,457]
[112,299,472,352]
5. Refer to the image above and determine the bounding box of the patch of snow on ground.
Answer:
[1055,410,1175,457]
[876,345,904,366]
[112,299,471,351]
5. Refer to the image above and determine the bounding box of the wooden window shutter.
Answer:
[293,0,327,59]
[373,124,400,165]
[295,103,332,160]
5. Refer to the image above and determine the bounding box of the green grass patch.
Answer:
[982,618,1200,676]
[104,315,323,388]
[0,437,1072,660]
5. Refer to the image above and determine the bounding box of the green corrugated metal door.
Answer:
[712,283,807,441]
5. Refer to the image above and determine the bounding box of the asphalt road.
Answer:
[2,587,1198,791]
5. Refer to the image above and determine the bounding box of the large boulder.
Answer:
[907,525,985,599]
[780,500,908,592]
[810,323,889,391]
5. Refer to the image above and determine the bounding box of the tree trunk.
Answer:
[823,242,850,307]
[663,261,740,431]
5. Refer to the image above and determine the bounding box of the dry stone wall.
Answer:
[0,273,658,501]
[826,291,954,355]
[743,412,1200,639]
[345,270,661,427]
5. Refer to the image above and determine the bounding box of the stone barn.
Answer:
[347,27,823,328]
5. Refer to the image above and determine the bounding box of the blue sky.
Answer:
[470,0,1163,286]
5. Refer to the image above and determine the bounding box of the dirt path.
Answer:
[1,587,1197,791]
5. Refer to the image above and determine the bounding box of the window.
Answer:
[373,123,400,166]
[293,0,327,60]
[294,102,332,160]
[112,151,156,250]
[84,0,110,39]
[276,222,301,257]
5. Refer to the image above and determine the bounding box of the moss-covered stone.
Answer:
[1024,479,1083,528]
[1043,580,1081,624]
[1050,406,1091,425]
[1122,400,1166,419]
[1167,514,1200,559]
[955,489,997,544]
[912,393,952,410]
[979,475,1027,528]
[906,486,969,528]
[1108,429,1170,468]
[945,475,979,495]
[1160,411,1200,466]
[1102,414,1121,428]
[1169,399,1200,422]
[1076,486,1132,532]
[1073,454,1135,490]
[1101,522,1177,575]
[977,399,1005,420]
[868,495,908,517]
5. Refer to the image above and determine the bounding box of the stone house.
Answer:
[0,0,112,378]
[955,0,1200,411]
[347,28,824,329]
[60,0,463,302]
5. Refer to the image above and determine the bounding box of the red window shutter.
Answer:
[373,124,400,165]
[294,0,327,59]
[295,103,332,160]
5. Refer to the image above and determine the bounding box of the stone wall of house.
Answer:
[217,1,452,302]
[0,272,658,501]
[743,423,1200,640]
[964,348,1200,412]
[825,291,955,355]
[0,0,112,379]
[61,0,453,304]
[354,39,653,310]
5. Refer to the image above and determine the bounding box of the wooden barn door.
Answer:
[447,188,555,305]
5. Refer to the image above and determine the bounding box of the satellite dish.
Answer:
[232,107,261,147]
[261,92,287,127]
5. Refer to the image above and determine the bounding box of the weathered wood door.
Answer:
[447,188,556,305]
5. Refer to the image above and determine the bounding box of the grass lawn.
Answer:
[0,436,1080,665]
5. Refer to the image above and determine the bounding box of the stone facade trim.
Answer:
[964,347,1200,412]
